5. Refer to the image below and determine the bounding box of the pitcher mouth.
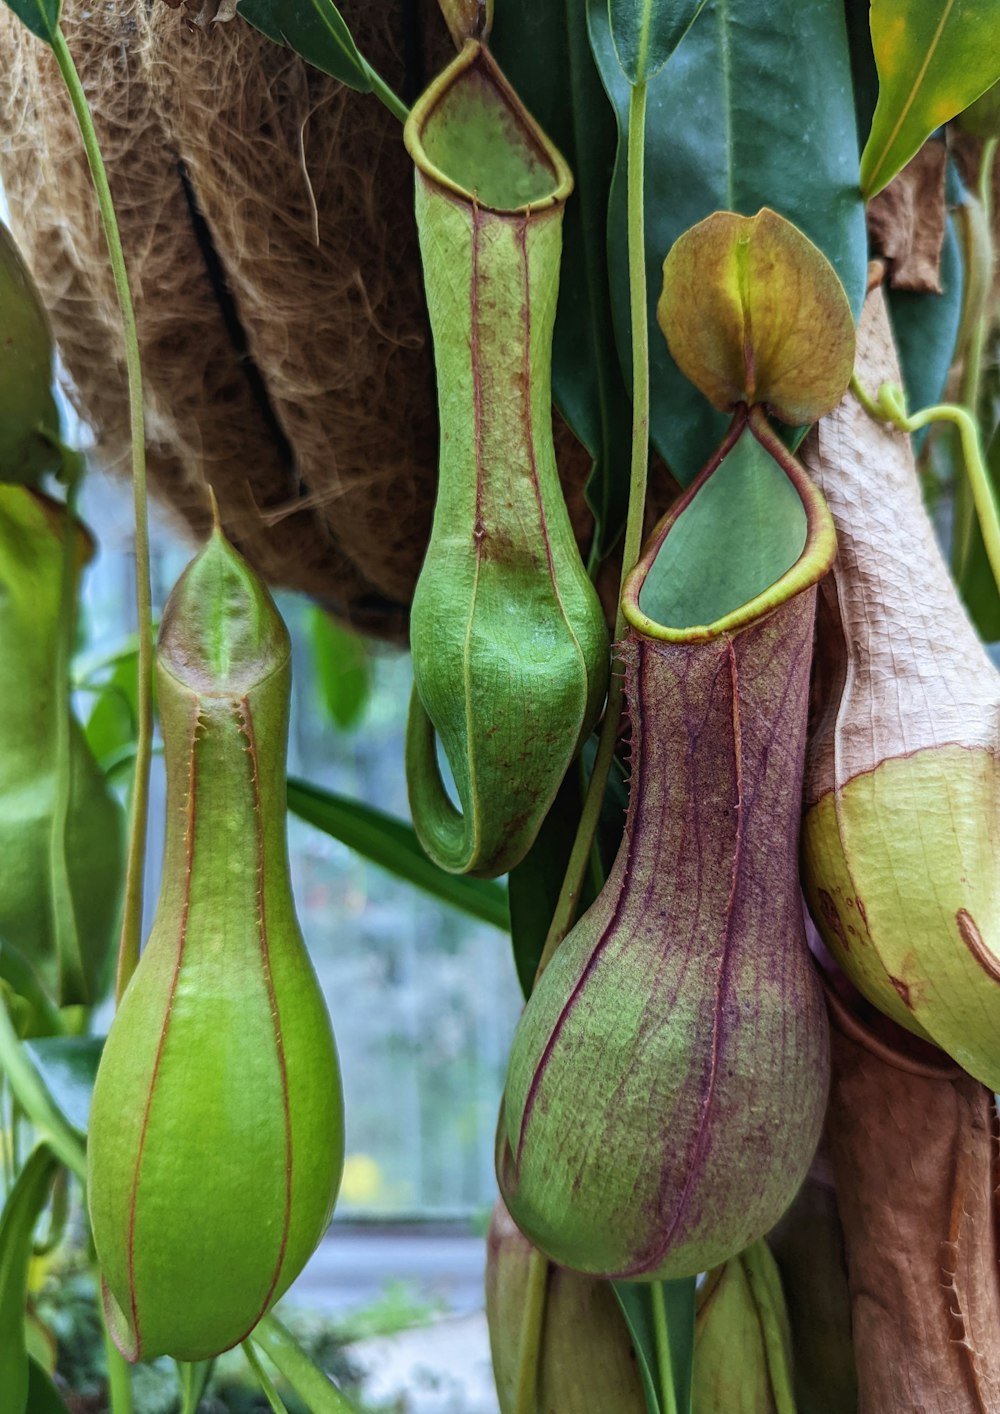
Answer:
[621,404,837,644]
[403,41,573,215]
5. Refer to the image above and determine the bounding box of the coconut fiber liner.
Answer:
[0,0,611,639]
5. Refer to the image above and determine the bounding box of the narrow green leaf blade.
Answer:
[589,0,867,484]
[237,0,372,92]
[609,0,708,84]
[955,419,1000,642]
[0,0,60,45]
[861,0,1000,199]
[0,1146,58,1414]
[254,1314,360,1414]
[287,778,508,931]
[491,0,633,555]
[613,1279,696,1414]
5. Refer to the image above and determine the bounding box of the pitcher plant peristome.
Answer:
[497,210,855,1280]
[801,283,1000,1090]
[403,42,609,879]
[88,527,343,1362]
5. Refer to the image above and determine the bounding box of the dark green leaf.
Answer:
[238,0,371,92]
[955,420,1000,643]
[588,0,868,485]
[0,1146,59,1414]
[491,0,632,555]
[860,0,1000,198]
[24,1036,104,1137]
[613,1278,696,1414]
[308,608,371,732]
[0,0,60,46]
[0,941,61,1039]
[26,1359,70,1414]
[508,741,627,999]
[287,778,508,931]
[638,426,807,628]
[608,0,708,84]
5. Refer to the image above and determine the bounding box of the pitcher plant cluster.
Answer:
[1,0,1000,1411]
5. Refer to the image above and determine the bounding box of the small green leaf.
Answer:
[0,0,60,46]
[238,0,371,91]
[0,1146,59,1414]
[24,1035,104,1137]
[26,1359,70,1414]
[658,209,856,427]
[860,0,1000,198]
[0,941,61,1039]
[287,778,508,931]
[609,0,708,84]
[613,1279,696,1414]
[308,608,370,732]
[588,0,867,484]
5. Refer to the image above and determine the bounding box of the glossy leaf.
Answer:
[0,1146,58,1414]
[507,743,627,999]
[860,0,1000,198]
[238,0,371,92]
[0,0,59,44]
[24,1035,104,1136]
[659,209,855,426]
[287,778,508,931]
[588,0,867,483]
[608,0,708,84]
[491,0,632,555]
[307,608,370,732]
[613,1279,696,1414]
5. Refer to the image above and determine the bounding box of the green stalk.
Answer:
[49,471,84,999]
[254,1314,361,1413]
[514,1246,549,1414]
[534,78,649,979]
[102,1294,135,1414]
[49,29,152,1005]
[651,1283,678,1414]
[742,1245,796,1414]
[852,374,1000,596]
[0,1001,86,1181]
[244,1341,290,1414]
[363,61,410,123]
[953,136,998,582]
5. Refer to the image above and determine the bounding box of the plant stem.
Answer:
[852,374,1000,597]
[0,1000,86,1181]
[102,1301,135,1414]
[534,78,649,978]
[363,61,410,123]
[953,135,998,582]
[743,1244,796,1414]
[514,1247,549,1414]
[50,29,153,1005]
[244,1340,290,1414]
[50,471,84,1001]
[651,1283,678,1414]
[254,1313,361,1413]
